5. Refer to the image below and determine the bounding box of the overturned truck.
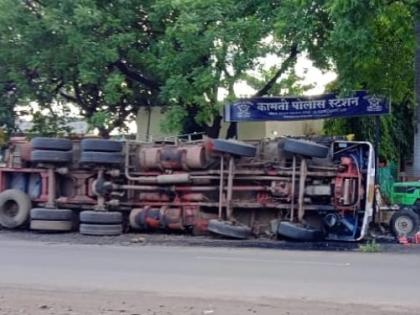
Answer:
[0,135,381,241]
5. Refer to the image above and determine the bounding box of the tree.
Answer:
[323,0,417,162]
[276,0,418,162]
[0,0,285,138]
[412,11,420,173]
[0,0,329,139]
[0,0,163,137]
[151,0,288,137]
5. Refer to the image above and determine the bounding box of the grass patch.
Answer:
[359,239,381,253]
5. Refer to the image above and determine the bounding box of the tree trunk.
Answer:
[98,127,110,138]
[412,18,420,175]
[226,122,237,139]
[205,114,222,138]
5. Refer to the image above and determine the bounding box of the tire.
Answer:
[30,220,73,232]
[207,219,251,239]
[390,208,420,237]
[80,139,123,152]
[31,137,73,151]
[80,210,122,224]
[30,208,73,221]
[79,151,123,165]
[277,221,324,241]
[31,150,73,163]
[211,139,256,157]
[283,139,329,158]
[0,189,31,229]
[79,223,123,236]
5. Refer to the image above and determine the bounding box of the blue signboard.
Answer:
[224,91,390,122]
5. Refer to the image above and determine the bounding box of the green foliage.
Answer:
[26,102,76,138]
[152,0,282,133]
[242,68,315,97]
[0,0,417,145]
[359,239,381,253]
[0,0,291,136]
[301,0,418,162]
[28,111,72,138]
[0,0,161,136]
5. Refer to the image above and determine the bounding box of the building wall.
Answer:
[236,122,268,140]
[136,107,173,141]
[265,120,324,139]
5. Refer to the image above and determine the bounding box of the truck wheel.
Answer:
[207,219,251,239]
[79,223,123,236]
[30,220,73,232]
[31,150,73,163]
[0,189,31,229]
[211,139,257,157]
[390,208,419,237]
[30,208,73,221]
[283,139,329,158]
[79,152,123,165]
[80,211,122,224]
[31,137,73,151]
[277,221,324,241]
[80,139,123,152]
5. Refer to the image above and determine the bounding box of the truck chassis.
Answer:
[0,135,384,241]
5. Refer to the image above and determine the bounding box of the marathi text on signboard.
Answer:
[224,91,390,122]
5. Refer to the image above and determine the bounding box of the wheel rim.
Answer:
[3,200,18,218]
[395,216,414,235]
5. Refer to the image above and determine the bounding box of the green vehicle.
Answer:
[388,181,420,237]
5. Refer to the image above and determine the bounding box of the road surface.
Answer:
[0,238,419,314]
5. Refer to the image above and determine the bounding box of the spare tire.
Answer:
[80,139,123,152]
[31,150,73,163]
[31,137,73,151]
[80,223,123,236]
[211,139,256,157]
[283,139,329,158]
[0,189,31,229]
[207,219,251,239]
[80,210,122,224]
[79,151,123,165]
[30,208,73,221]
[277,221,324,241]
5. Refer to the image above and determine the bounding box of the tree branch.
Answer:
[113,60,160,90]
[254,43,298,97]
[59,91,78,103]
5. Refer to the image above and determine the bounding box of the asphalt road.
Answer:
[0,238,419,309]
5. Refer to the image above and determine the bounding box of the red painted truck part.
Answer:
[0,136,376,241]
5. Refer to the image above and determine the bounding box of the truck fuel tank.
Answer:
[137,144,208,171]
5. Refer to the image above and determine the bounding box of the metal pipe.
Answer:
[46,167,55,208]
[119,201,335,211]
[188,169,336,177]
[290,155,296,221]
[298,158,307,222]
[124,140,154,182]
[218,156,224,219]
[226,156,235,220]
[117,184,268,192]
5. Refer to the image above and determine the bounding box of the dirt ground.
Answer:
[1,229,419,254]
[0,286,417,315]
